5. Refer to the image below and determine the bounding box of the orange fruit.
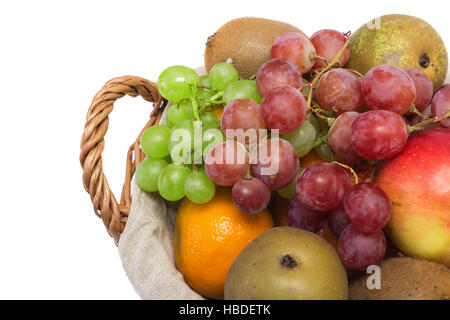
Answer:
[174,187,273,299]
[300,149,326,168]
[208,105,224,120]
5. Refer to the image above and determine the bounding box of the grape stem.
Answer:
[198,91,224,113]
[408,104,424,118]
[407,109,450,133]
[310,102,336,125]
[332,161,358,185]
[189,84,200,121]
[209,91,224,101]
[345,68,365,78]
[244,165,253,180]
[312,137,324,148]
[306,39,350,115]
[310,52,328,64]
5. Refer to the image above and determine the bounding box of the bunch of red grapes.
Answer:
[204,29,450,270]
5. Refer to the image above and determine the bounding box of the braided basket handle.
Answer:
[80,76,166,244]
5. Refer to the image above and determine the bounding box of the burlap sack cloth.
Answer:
[118,67,450,300]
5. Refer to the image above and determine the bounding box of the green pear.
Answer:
[347,14,448,92]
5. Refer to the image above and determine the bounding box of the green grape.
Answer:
[157,65,198,102]
[197,88,215,100]
[198,74,210,87]
[169,120,195,164]
[224,80,262,104]
[209,62,239,91]
[158,164,191,201]
[308,113,330,133]
[315,143,335,161]
[281,120,317,157]
[201,112,220,128]
[196,165,206,175]
[140,125,171,158]
[184,171,215,204]
[165,119,174,129]
[167,101,194,125]
[185,161,204,172]
[180,101,195,118]
[163,155,172,163]
[308,113,320,133]
[135,158,168,192]
[276,169,302,199]
[202,126,225,160]
[167,104,187,125]
[184,153,197,170]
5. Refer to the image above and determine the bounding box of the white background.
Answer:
[0,0,448,299]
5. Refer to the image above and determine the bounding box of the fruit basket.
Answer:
[80,16,450,300]
[80,76,164,244]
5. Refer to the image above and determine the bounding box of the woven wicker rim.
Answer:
[80,76,166,244]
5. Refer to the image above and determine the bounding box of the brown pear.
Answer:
[347,14,448,92]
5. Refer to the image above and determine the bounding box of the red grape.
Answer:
[328,111,362,164]
[296,162,351,211]
[351,110,408,160]
[431,85,450,128]
[362,65,416,115]
[260,86,307,134]
[343,183,392,233]
[256,58,303,97]
[232,178,271,214]
[404,68,433,113]
[205,140,248,186]
[252,138,299,189]
[220,99,265,146]
[271,32,316,74]
[327,205,350,237]
[316,68,363,113]
[287,196,328,233]
[310,29,350,69]
[338,225,386,270]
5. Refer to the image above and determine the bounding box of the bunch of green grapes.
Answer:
[135,63,262,204]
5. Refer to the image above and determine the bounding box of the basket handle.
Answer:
[80,76,166,244]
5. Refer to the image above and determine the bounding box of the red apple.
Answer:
[376,129,450,266]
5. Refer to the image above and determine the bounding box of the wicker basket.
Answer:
[80,76,167,244]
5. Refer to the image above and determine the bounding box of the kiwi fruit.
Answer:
[204,17,305,79]
[349,257,450,300]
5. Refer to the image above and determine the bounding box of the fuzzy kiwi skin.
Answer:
[349,257,450,300]
[204,17,305,79]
